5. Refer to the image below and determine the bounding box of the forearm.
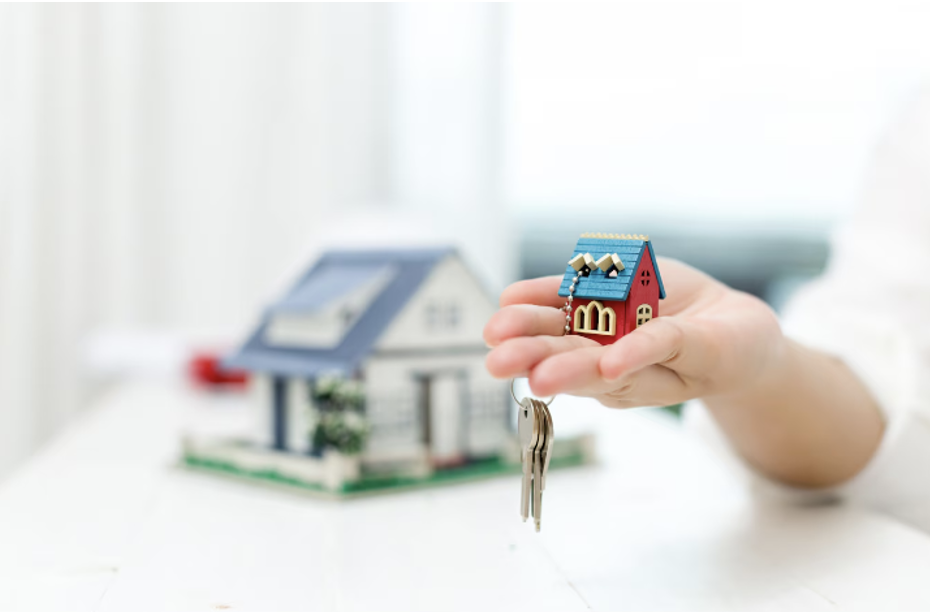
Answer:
[703,338,885,489]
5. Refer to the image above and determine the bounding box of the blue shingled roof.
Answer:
[557,237,666,302]
[224,248,454,377]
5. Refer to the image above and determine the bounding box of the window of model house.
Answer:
[426,302,461,331]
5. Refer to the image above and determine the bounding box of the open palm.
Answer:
[484,258,784,408]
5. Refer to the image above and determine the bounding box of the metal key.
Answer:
[530,399,544,531]
[517,398,540,522]
[511,379,555,532]
[539,400,554,491]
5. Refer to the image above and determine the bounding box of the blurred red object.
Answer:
[189,353,249,389]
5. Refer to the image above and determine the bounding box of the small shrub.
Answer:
[312,410,370,455]
[309,374,369,455]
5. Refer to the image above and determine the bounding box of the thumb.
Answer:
[599,317,709,380]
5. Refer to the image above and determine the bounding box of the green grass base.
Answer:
[182,449,589,499]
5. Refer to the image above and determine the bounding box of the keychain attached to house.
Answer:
[514,233,665,532]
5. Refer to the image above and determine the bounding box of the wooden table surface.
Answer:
[2,381,930,612]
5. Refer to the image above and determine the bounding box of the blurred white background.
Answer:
[2,1,930,479]
[0,3,508,478]
[507,1,930,227]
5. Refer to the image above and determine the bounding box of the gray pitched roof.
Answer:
[224,248,454,377]
[557,237,666,302]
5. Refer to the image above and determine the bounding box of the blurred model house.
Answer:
[222,248,509,477]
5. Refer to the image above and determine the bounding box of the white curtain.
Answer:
[0,3,508,479]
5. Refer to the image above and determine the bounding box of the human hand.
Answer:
[483,258,785,408]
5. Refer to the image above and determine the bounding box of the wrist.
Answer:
[714,316,792,405]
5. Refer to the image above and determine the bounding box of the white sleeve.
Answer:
[686,86,930,531]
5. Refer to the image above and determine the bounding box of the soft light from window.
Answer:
[505,2,930,225]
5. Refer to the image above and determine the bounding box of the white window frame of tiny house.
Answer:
[636,304,653,327]
[573,300,616,336]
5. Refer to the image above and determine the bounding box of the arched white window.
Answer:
[574,301,616,336]
[574,306,586,331]
[636,304,653,327]
[602,308,616,335]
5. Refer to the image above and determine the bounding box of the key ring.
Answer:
[510,379,555,407]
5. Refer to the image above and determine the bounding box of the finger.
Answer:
[499,276,565,308]
[600,317,714,380]
[531,346,694,404]
[485,334,597,379]
[600,317,685,379]
[528,346,609,397]
[483,304,566,347]
[596,365,692,409]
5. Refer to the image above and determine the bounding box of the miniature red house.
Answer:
[558,233,666,346]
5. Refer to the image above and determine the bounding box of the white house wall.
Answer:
[286,378,312,453]
[374,254,496,352]
[465,381,511,456]
[248,374,310,454]
[362,352,508,459]
[248,374,272,448]
[366,254,508,460]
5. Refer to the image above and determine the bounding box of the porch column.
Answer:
[272,376,287,451]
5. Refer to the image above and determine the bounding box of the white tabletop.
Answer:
[2,381,930,612]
